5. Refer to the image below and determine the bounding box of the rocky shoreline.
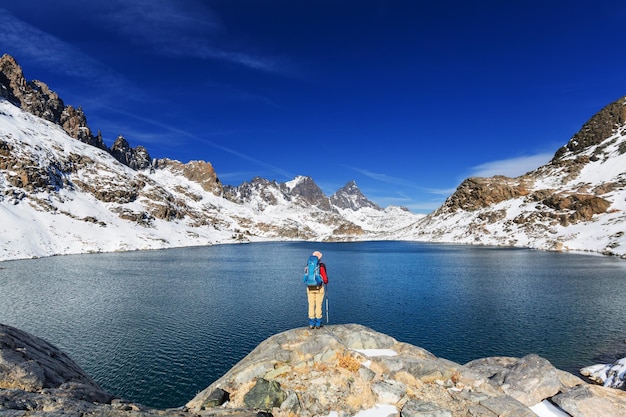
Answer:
[1,323,625,417]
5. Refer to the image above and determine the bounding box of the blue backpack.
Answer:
[303,255,322,287]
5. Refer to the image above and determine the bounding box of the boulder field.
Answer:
[1,323,625,416]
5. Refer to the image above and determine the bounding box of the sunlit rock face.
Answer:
[415,96,626,257]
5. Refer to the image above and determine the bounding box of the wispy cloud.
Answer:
[344,166,416,187]
[204,139,294,181]
[367,190,444,214]
[2,1,286,81]
[101,0,221,41]
[94,104,293,180]
[0,8,127,89]
[201,80,285,110]
[216,171,266,183]
[423,186,459,196]
[468,152,553,178]
[95,0,283,74]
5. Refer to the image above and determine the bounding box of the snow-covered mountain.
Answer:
[408,96,626,258]
[0,98,425,261]
[0,55,423,261]
[2,53,625,261]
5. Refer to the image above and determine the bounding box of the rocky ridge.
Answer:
[2,323,626,417]
[0,54,421,261]
[330,180,381,211]
[1,54,107,154]
[2,52,626,259]
[0,53,152,167]
[411,96,626,257]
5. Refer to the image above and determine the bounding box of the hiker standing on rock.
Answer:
[303,251,328,329]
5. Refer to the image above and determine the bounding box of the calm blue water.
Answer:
[1,241,625,408]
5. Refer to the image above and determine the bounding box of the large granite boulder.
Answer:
[465,354,582,406]
[3,322,626,417]
[0,323,110,402]
[551,384,626,417]
[186,324,626,417]
[0,324,196,416]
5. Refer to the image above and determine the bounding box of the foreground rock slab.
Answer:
[0,324,196,417]
[186,324,626,417]
[2,323,626,416]
[0,323,111,402]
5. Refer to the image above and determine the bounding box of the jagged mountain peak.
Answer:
[0,54,424,261]
[111,135,152,171]
[338,179,359,192]
[416,95,626,256]
[331,180,381,211]
[222,176,281,205]
[0,54,105,150]
[0,54,28,105]
[552,95,626,161]
[0,54,156,169]
[282,175,331,210]
[284,175,314,191]
[223,176,384,214]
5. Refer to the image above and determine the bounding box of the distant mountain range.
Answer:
[1,54,624,260]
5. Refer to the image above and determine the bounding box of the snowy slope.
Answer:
[3,86,626,261]
[0,100,230,260]
[0,99,423,261]
[409,104,626,257]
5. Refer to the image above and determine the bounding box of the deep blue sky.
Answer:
[1,1,625,213]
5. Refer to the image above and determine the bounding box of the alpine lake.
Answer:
[1,241,625,409]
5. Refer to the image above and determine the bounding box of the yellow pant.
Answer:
[307,286,325,320]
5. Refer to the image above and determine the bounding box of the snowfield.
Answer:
[1,96,626,261]
[0,99,423,261]
[409,121,626,257]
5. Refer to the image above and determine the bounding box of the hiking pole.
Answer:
[325,284,329,324]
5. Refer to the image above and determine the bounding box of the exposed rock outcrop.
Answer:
[283,176,333,211]
[415,96,626,256]
[0,324,109,401]
[0,323,203,417]
[155,158,222,195]
[0,54,107,151]
[331,180,381,211]
[553,95,626,159]
[438,176,531,213]
[2,323,626,416]
[186,324,626,417]
[111,135,153,170]
[0,53,157,169]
